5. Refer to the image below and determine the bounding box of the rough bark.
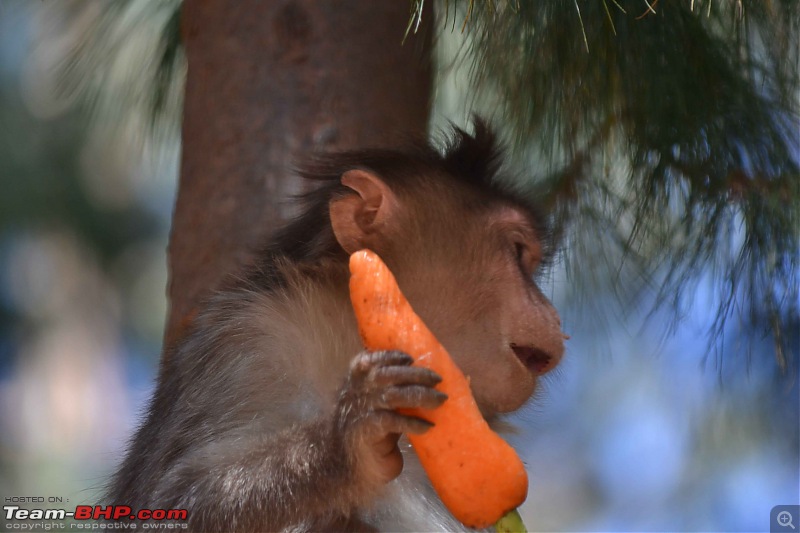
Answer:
[167,0,432,348]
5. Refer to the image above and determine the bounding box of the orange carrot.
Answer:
[348,249,528,529]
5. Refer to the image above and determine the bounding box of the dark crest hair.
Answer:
[248,118,549,291]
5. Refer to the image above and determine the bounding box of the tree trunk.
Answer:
[166,0,432,348]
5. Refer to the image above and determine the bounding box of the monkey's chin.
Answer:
[476,374,537,417]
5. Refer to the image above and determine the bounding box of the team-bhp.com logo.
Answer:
[5,504,188,525]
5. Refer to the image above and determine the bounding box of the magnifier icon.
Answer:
[778,511,796,529]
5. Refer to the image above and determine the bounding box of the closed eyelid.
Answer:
[487,206,544,260]
[510,231,542,260]
[509,236,543,279]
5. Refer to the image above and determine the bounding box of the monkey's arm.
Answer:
[149,351,444,532]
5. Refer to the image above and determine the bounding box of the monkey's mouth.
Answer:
[510,344,553,375]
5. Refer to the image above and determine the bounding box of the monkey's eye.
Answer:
[511,235,543,279]
[514,242,526,264]
[513,241,532,277]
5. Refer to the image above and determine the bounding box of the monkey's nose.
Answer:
[510,344,557,375]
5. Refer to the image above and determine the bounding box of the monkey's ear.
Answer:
[329,169,398,254]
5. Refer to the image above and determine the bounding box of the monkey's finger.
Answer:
[366,410,434,436]
[371,350,414,367]
[381,386,448,410]
[397,414,436,435]
[371,365,442,387]
[349,350,413,379]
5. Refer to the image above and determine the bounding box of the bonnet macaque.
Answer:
[108,121,566,531]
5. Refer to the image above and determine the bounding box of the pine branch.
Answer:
[431,0,800,365]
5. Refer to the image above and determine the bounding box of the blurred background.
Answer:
[0,1,797,531]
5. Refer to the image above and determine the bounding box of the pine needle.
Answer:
[574,0,589,53]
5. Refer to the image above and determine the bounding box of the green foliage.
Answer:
[40,0,799,365]
[420,0,800,365]
[42,0,183,144]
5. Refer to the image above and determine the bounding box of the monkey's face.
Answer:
[391,203,566,416]
[329,170,565,416]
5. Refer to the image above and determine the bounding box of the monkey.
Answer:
[106,119,566,532]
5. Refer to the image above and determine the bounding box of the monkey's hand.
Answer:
[335,350,446,488]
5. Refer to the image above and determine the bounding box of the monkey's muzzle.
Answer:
[510,344,554,375]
